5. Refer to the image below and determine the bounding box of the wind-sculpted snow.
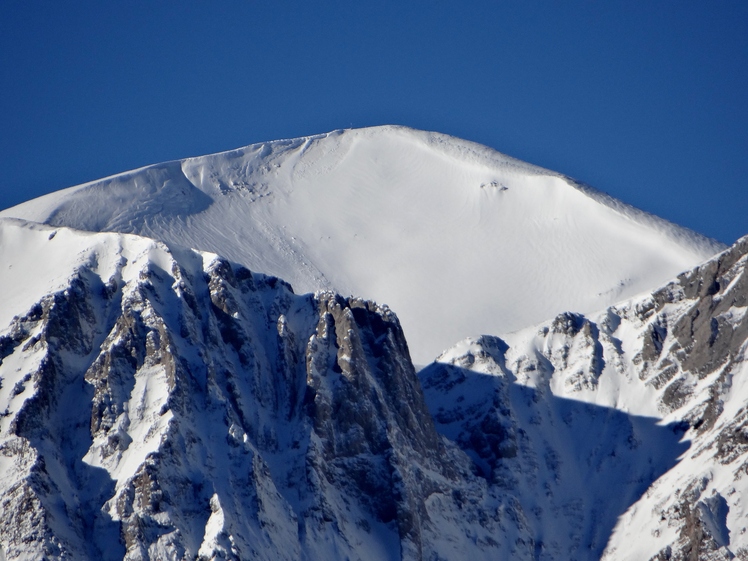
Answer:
[44,161,213,233]
[0,126,724,363]
[422,236,748,560]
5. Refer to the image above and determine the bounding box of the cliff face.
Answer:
[0,220,501,561]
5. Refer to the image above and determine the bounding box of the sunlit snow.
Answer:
[1,126,724,363]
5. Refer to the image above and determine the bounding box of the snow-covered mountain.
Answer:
[0,221,746,560]
[421,234,748,560]
[0,127,744,561]
[0,218,504,561]
[0,126,723,363]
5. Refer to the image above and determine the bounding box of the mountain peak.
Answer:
[1,128,724,363]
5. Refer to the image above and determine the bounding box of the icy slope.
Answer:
[421,235,748,560]
[0,126,724,363]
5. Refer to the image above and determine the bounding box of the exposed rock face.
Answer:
[420,236,748,560]
[0,222,496,561]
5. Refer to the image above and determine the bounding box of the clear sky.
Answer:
[1,1,746,244]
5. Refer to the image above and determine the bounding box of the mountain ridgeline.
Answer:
[0,126,724,364]
[0,127,744,560]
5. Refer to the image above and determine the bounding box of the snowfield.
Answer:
[0,126,724,363]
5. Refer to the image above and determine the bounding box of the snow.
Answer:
[0,126,724,363]
[0,127,742,560]
[424,326,692,559]
[421,240,748,559]
[197,494,227,559]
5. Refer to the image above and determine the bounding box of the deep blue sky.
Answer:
[2,1,746,244]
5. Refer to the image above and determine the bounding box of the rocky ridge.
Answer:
[421,236,748,560]
[0,220,500,561]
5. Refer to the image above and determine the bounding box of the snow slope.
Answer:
[1,126,725,363]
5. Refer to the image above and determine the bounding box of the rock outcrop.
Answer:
[0,221,497,561]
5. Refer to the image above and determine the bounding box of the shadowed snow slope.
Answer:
[1,126,724,363]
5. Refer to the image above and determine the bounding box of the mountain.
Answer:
[0,221,745,560]
[0,218,501,561]
[0,126,723,364]
[0,127,744,560]
[421,234,748,560]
